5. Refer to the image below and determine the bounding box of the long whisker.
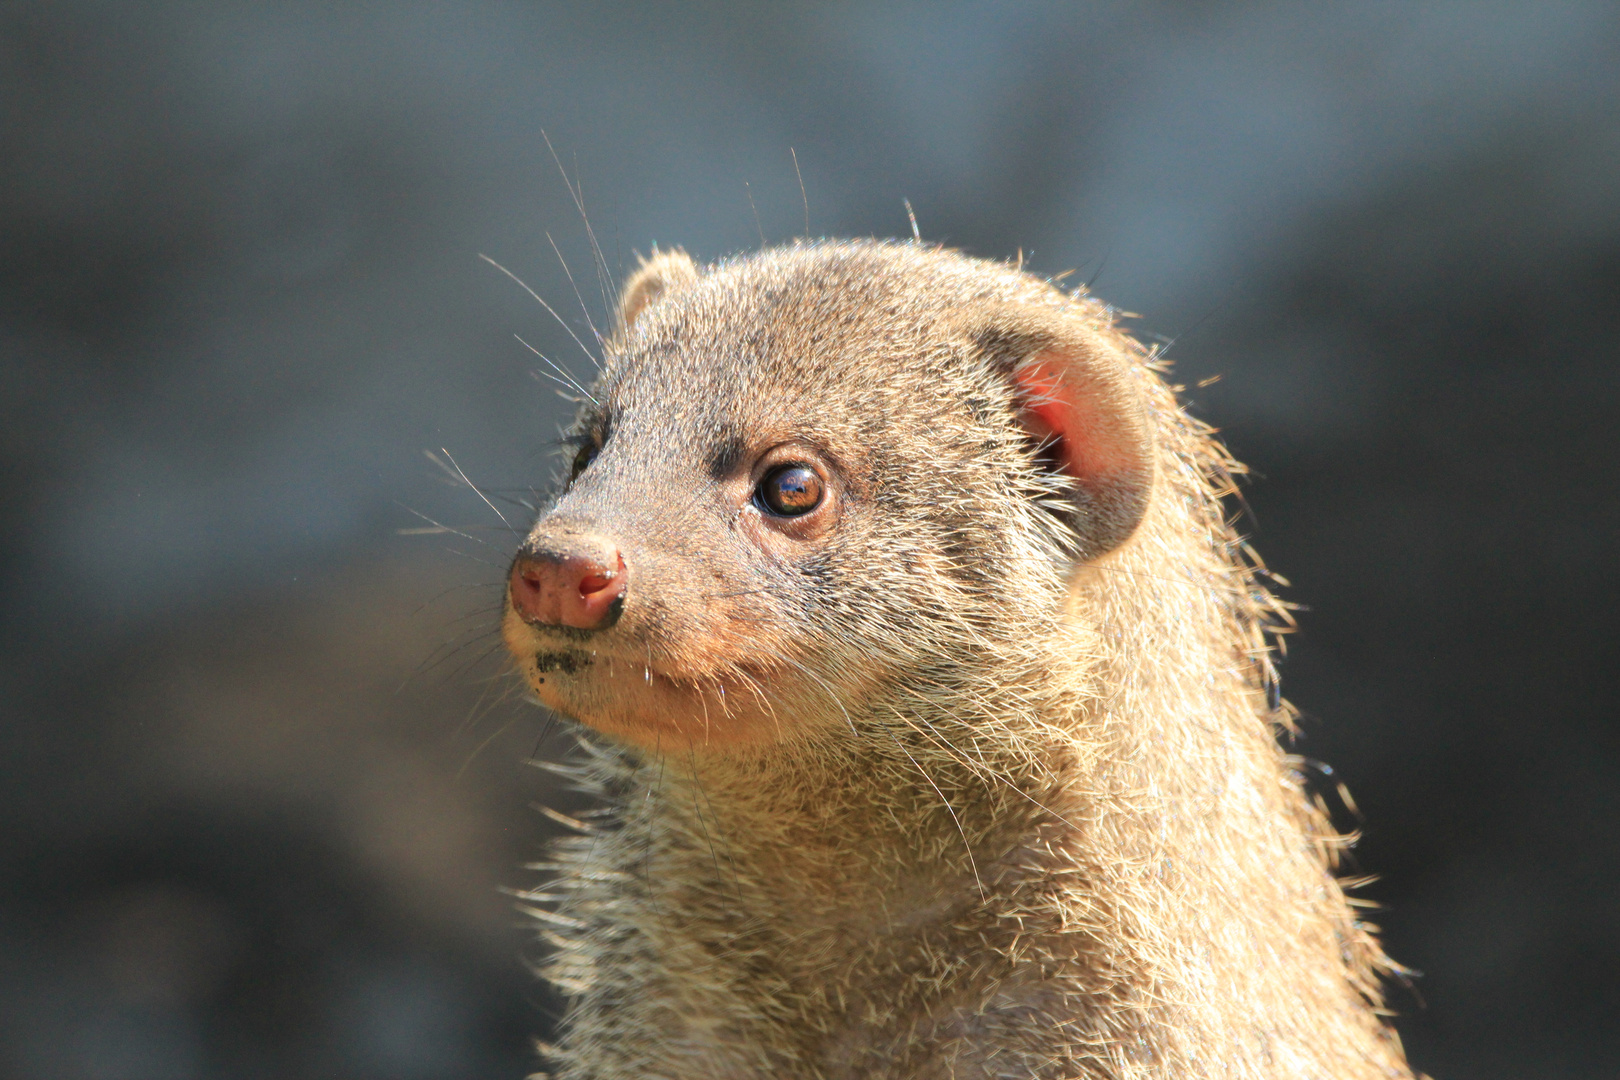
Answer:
[528,712,560,761]
[744,180,765,248]
[791,147,809,238]
[530,366,588,403]
[543,131,614,334]
[727,664,785,743]
[408,581,500,617]
[443,548,506,571]
[686,744,743,904]
[460,657,528,734]
[404,627,491,689]
[438,446,515,532]
[642,735,672,932]
[548,230,605,353]
[457,716,515,780]
[513,333,599,406]
[427,637,511,691]
[770,653,857,737]
[395,502,498,549]
[480,252,602,374]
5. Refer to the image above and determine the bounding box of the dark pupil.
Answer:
[569,442,597,481]
[760,465,822,516]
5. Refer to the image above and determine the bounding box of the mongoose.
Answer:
[500,240,1418,1079]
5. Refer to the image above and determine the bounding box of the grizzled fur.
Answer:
[501,241,1417,1079]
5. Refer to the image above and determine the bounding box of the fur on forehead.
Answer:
[615,240,1065,345]
[603,241,1077,415]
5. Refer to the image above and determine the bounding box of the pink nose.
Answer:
[508,546,627,631]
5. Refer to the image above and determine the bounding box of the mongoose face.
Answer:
[502,241,1154,751]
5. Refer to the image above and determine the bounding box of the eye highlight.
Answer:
[755,464,823,517]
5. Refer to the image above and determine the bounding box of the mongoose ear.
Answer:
[617,249,700,336]
[957,304,1156,560]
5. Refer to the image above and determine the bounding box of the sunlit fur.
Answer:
[505,241,1417,1079]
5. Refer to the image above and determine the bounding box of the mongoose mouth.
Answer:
[501,608,807,750]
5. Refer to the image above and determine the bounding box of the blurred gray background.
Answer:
[2,2,1617,1077]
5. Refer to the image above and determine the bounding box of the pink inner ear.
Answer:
[1013,357,1135,485]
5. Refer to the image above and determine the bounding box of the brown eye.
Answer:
[568,440,598,483]
[756,464,823,516]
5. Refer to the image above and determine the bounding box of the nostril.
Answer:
[508,559,547,619]
[577,554,627,599]
[509,545,626,631]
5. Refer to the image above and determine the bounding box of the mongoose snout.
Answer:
[502,418,851,747]
[508,532,626,632]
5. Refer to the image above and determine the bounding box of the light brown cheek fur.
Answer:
[650,583,799,687]
[503,605,856,751]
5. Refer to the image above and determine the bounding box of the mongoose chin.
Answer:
[501,240,1419,1080]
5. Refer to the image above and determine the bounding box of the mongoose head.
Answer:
[502,241,1154,751]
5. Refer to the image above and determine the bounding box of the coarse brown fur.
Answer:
[501,240,1419,1079]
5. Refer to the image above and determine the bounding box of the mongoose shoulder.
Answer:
[501,240,1417,1079]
